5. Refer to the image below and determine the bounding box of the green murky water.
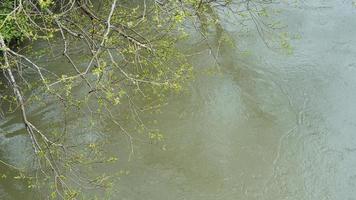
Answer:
[2,1,356,199]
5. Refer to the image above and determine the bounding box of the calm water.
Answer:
[2,1,356,199]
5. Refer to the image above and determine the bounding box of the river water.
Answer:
[2,0,356,199]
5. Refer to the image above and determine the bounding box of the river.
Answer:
[1,0,356,199]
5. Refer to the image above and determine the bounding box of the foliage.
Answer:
[0,0,56,44]
[0,0,27,42]
[0,0,283,199]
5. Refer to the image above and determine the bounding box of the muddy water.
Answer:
[2,0,356,199]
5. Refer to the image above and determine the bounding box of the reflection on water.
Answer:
[2,0,356,199]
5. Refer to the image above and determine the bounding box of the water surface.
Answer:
[1,1,356,199]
